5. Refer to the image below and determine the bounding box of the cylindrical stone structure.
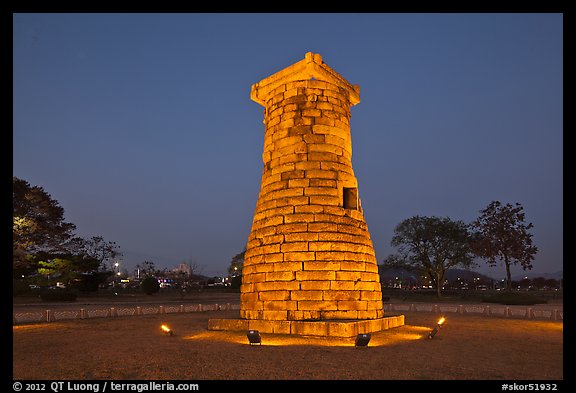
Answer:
[240,52,384,322]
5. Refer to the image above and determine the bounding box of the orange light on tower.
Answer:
[428,317,445,339]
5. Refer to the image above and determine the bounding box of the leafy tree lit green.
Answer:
[13,177,76,273]
[13,177,120,291]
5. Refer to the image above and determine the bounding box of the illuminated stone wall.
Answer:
[240,52,383,321]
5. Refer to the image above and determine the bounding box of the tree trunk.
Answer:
[505,256,512,291]
[436,272,443,298]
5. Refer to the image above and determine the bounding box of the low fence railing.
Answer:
[384,303,563,321]
[13,303,240,325]
[13,302,562,325]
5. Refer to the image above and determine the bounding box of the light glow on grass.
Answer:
[185,325,430,347]
[13,323,67,331]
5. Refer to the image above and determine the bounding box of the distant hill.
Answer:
[379,264,563,286]
[378,265,496,283]
[444,268,495,282]
[512,271,563,281]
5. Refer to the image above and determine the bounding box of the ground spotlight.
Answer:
[428,316,445,339]
[247,330,261,345]
[161,324,174,336]
[355,333,371,347]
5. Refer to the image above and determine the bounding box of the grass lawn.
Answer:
[12,310,563,380]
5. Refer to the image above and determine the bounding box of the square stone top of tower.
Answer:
[250,52,361,107]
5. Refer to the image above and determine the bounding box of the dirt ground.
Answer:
[12,309,563,381]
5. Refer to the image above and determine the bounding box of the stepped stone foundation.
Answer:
[209,52,404,337]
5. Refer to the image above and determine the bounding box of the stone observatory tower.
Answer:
[209,53,403,337]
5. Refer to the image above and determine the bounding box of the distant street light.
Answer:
[113,262,120,287]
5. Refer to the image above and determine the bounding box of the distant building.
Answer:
[173,263,192,276]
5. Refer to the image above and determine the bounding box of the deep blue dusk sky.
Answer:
[13,13,563,279]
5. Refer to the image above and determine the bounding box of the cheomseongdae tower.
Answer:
[209,53,404,337]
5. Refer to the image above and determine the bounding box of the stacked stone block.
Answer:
[240,52,384,321]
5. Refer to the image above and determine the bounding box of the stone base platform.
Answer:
[208,315,404,338]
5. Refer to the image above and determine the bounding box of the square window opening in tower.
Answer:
[343,187,358,210]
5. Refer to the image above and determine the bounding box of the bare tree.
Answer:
[471,201,538,291]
